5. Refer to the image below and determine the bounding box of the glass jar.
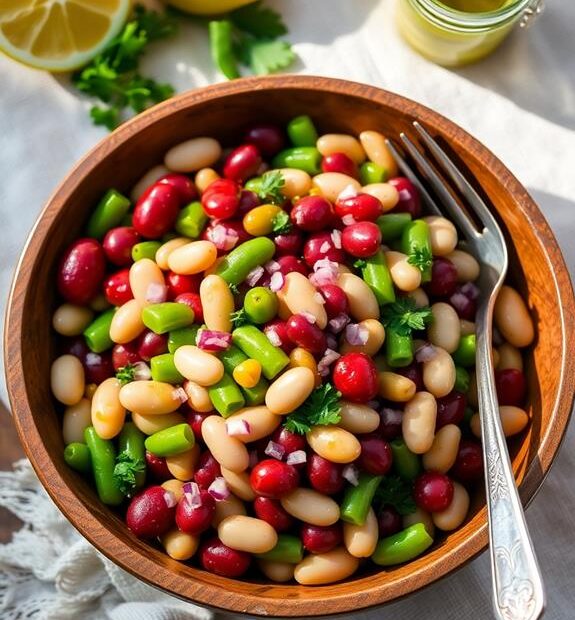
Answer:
[396,0,543,67]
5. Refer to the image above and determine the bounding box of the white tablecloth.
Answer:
[1,0,575,618]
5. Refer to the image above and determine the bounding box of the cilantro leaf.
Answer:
[259,170,286,205]
[272,210,292,235]
[353,259,367,270]
[374,475,416,516]
[90,106,121,131]
[113,452,146,495]
[381,298,433,337]
[116,364,136,386]
[284,383,342,435]
[230,1,288,38]
[240,38,295,75]
[407,247,433,274]
[231,308,251,328]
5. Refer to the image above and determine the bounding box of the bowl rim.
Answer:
[5,75,575,617]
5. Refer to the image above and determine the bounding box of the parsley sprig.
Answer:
[407,247,433,274]
[231,308,252,328]
[116,364,136,386]
[259,170,286,205]
[272,211,292,235]
[381,298,433,337]
[113,453,146,496]
[374,475,416,516]
[284,383,342,435]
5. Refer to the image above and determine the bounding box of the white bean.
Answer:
[338,401,380,434]
[220,467,256,501]
[131,164,169,201]
[317,134,366,164]
[294,548,359,585]
[218,516,278,554]
[423,346,456,398]
[174,345,224,386]
[343,507,378,558]
[402,391,437,454]
[91,378,126,439]
[119,381,182,415]
[494,285,534,348]
[428,303,460,354]
[202,416,249,473]
[359,130,398,177]
[497,343,523,371]
[423,216,458,256]
[447,249,480,282]
[432,482,470,531]
[277,272,328,329]
[312,173,361,203]
[337,272,379,320]
[258,560,294,583]
[422,424,461,473]
[224,407,280,443]
[51,355,85,406]
[265,367,315,415]
[306,425,362,464]
[212,493,247,527]
[129,258,166,307]
[385,251,422,292]
[52,304,94,336]
[155,237,190,270]
[281,489,340,526]
[62,398,92,444]
[109,299,145,344]
[164,137,222,172]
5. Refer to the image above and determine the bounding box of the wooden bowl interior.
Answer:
[6,77,574,617]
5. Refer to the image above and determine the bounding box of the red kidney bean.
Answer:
[270,426,307,457]
[396,363,424,392]
[224,144,262,183]
[286,314,328,356]
[291,196,333,231]
[145,452,172,481]
[317,284,349,318]
[157,172,197,204]
[236,189,261,216]
[341,221,382,258]
[449,288,477,321]
[274,231,304,256]
[58,238,106,305]
[126,486,176,539]
[332,353,379,402]
[84,351,114,384]
[244,124,285,157]
[104,268,133,306]
[202,219,250,255]
[175,292,204,323]
[166,271,202,300]
[377,505,402,537]
[303,231,346,266]
[194,452,222,489]
[176,489,216,535]
[495,368,526,407]
[263,319,295,354]
[133,183,180,239]
[103,227,140,266]
[301,523,342,554]
[136,330,168,361]
[203,178,239,198]
[112,342,141,371]
[276,255,308,277]
[335,192,383,222]
[250,459,300,499]
[187,410,212,440]
[306,453,345,495]
[202,179,240,220]
[450,439,484,483]
[427,258,458,298]
[388,177,421,218]
[200,537,251,577]
[378,407,403,441]
[358,437,393,475]
[321,152,358,178]
[414,471,454,513]
[436,391,467,430]
[254,497,294,532]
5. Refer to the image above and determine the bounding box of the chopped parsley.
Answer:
[374,475,416,516]
[271,210,292,235]
[260,170,287,205]
[407,247,433,274]
[381,298,433,337]
[231,308,251,328]
[116,364,136,386]
[284,383,342,435]
[113,452,146,496]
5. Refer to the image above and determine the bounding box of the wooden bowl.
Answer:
[5,76,575,617]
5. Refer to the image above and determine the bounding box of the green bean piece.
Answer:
[256,534,304,564]
[244,287,278,324]
[84,427,124,505]
[83,308,115,353]
[216,237,276,286]
[377,213,413,242]
[175,201,208,239]
[361,249,396,306]
[452,334,476,367]
[244,176,262,194]
[142,303,195,335]
[168,325,201,354]
[340,473,383,526]
[360,161,387,185]
[132,240,162,262]
[272,147,321,175]
[454,366,470,393]
[64,442,92,475]
[219,344,269,405]
[208,373,246,417]
[401,220,433,282]
[391,438,421,480]
[386,330,413,368]
[232,325,290,380]
[286,115,318,147]
[86,189,131,240]
[115,422,146,494]
[241,376,268,406]
[371,523,433,566]
[144,423,195,458]
[151,353,185,383]
[209,20,240,80]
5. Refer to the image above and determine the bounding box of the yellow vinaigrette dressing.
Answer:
[397,0,536,66]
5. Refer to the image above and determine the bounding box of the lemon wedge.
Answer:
[0,0,131,72]
[165,0,256,16]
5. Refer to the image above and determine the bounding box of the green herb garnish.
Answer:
[272,210,292,235]
[231,308,251,328]
[353,258,367,270]
[374,475,416,516]
[407,247,433,274]
[113,452,146,495]
[116,364,135,386]
[284,383,342,435]
[381,298,433,337]
[259,170,286,205]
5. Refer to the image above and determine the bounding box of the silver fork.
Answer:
[386,122,545,620]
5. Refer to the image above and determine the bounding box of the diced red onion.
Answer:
[341,214,356,226]
[319,241,331,254]
[197,330,232,352]
[313,292,325,305]
[415,343,438,363]
[145,282,167,304]
[460,282,480,301]
[264,440,285,461]
[342,464,360,487]
[338,184,359,201]
[208,477,230,501]
[300,311,317,325]
[210,224,239,251]
[246,265,265,287]
[173,386,189,404]
[399,189,411,202]
[163,490,177,508]
[226,418,251,436]
[309,258,339,287]
[265,329,282,347]
[249,450,259,468]
[328,313,350,334]
[318,348,341,376]
[286,450,307,465]
[345,323,369,346]
[183,482,202,507]
[265,260,281,274]
[331,229,342,249]
[133,361,152,381]
[269,271,285,292]
[294,210,305,226]
[449,292,469,310]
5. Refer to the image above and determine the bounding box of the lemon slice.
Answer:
[0,0,131,72]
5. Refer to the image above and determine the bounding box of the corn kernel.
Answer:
[233,359,262,388]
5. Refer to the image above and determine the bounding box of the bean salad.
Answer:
[51,115,534,585]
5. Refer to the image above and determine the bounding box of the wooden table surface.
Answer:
[0,399,25,542]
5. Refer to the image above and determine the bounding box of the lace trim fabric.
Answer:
[0,460,212,620]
